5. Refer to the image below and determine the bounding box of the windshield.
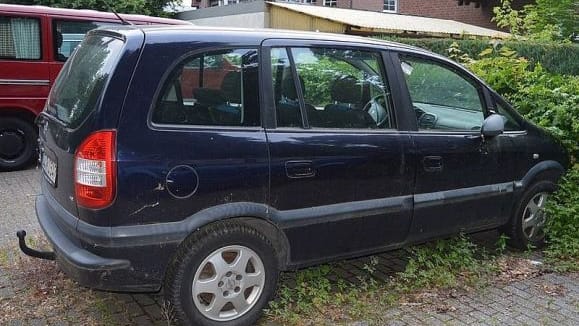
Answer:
[46,34,124,128]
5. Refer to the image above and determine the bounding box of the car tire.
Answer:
[0,117,37,171]
[505,180,556,250]
[164,220,279,326]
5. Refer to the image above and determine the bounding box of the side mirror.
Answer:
[481,114,505,138]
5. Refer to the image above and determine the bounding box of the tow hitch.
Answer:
[16,230,55,260]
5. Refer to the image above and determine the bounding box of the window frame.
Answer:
[383,0,398,13]
[394,50,492,134]
[148,46,263,131]
[323,0,337,7]
[0,15,42,61]
[263,40,400,132]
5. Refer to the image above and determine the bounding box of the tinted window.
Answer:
[0,16,41,60]
[271,47,393,129]
[493,95,522,131]
[401,55,484,131]
[53,20,119,61]
[47,35,124,127]
[153,48,260,127]
[271,48,302,128]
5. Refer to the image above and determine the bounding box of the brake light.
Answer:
[74,130,116,209]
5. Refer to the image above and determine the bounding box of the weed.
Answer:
[160,300,176,326]
[396,234,494,291]
[495,234,510,255]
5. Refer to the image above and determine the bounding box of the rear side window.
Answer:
[47,34,124,128]
[0,16,41,60]
[152,48,260,127]
[53,20,119,61]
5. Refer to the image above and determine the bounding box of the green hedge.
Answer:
[378,37,579,76]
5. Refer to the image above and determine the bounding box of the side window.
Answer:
[152,48,260,127]
[0,16,41,60]
[400,55,485,131]
[290,47,393,129]
[271,48,302,128]
[53,20,119,61]
[493,95,523,131]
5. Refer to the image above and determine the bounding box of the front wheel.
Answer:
[504,180,556,250]
[165,221,279,326]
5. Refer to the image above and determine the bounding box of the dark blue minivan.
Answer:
[19,25,568,325]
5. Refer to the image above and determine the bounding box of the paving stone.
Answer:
[132,294,156,306]
[124,301,145,318]
[133,315,154,326]
[143,303,164,321]
[2,168,579,326]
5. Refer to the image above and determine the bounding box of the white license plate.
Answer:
[41,150,57,186]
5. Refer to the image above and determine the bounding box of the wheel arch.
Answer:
[519,160,565,190]
[0,106,38,125]
[175,203,291,271]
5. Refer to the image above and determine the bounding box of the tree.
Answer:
[493,0,578,41]
[3,0,176,17]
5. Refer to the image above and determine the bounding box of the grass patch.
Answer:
[265,234,507,325]
[396,234,496,291]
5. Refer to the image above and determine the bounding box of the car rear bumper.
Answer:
[35,187,179,292]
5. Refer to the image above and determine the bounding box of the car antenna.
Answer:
[105,3,134,25]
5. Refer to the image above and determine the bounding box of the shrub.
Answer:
[380,37,579,76]
[544,168,579,271]
[465,47,579,159]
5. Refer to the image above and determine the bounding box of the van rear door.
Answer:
[38,30,141,224]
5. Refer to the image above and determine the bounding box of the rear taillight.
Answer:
[74,130,116,209]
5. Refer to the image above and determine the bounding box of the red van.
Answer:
[0,4,189,170]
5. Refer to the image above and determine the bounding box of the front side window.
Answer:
[152,48,260,127]
[400,55,485,131]
[0,16,41,60]
[384,0,397,12]
[271,46,393,129]
[493,95,522,131]
[53,20,119,62]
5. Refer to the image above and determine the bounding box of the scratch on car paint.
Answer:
[130,201,159,216]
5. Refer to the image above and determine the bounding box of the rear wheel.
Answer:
[165,221,279,326]
[505,180,556,249]
[0,117,37,171]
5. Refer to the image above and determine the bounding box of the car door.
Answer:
[262,40,415,264]
[392,52,515,242]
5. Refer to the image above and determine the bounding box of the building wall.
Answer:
[399,0,495,29]
[192,12,267,28]
[192,0,533,29]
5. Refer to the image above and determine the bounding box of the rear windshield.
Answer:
[46,34,124,128]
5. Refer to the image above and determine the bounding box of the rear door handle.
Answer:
[423,156,443,172]
[285,160,316,179]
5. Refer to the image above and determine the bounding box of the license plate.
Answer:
[41,148,57,187]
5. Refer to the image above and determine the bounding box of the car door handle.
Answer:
[285,161,316,179]
[423,156,443,172]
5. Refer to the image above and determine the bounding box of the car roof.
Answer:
[0,4,190,25]
[103,24,432,54]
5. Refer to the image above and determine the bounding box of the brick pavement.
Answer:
[1,168,578,325]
